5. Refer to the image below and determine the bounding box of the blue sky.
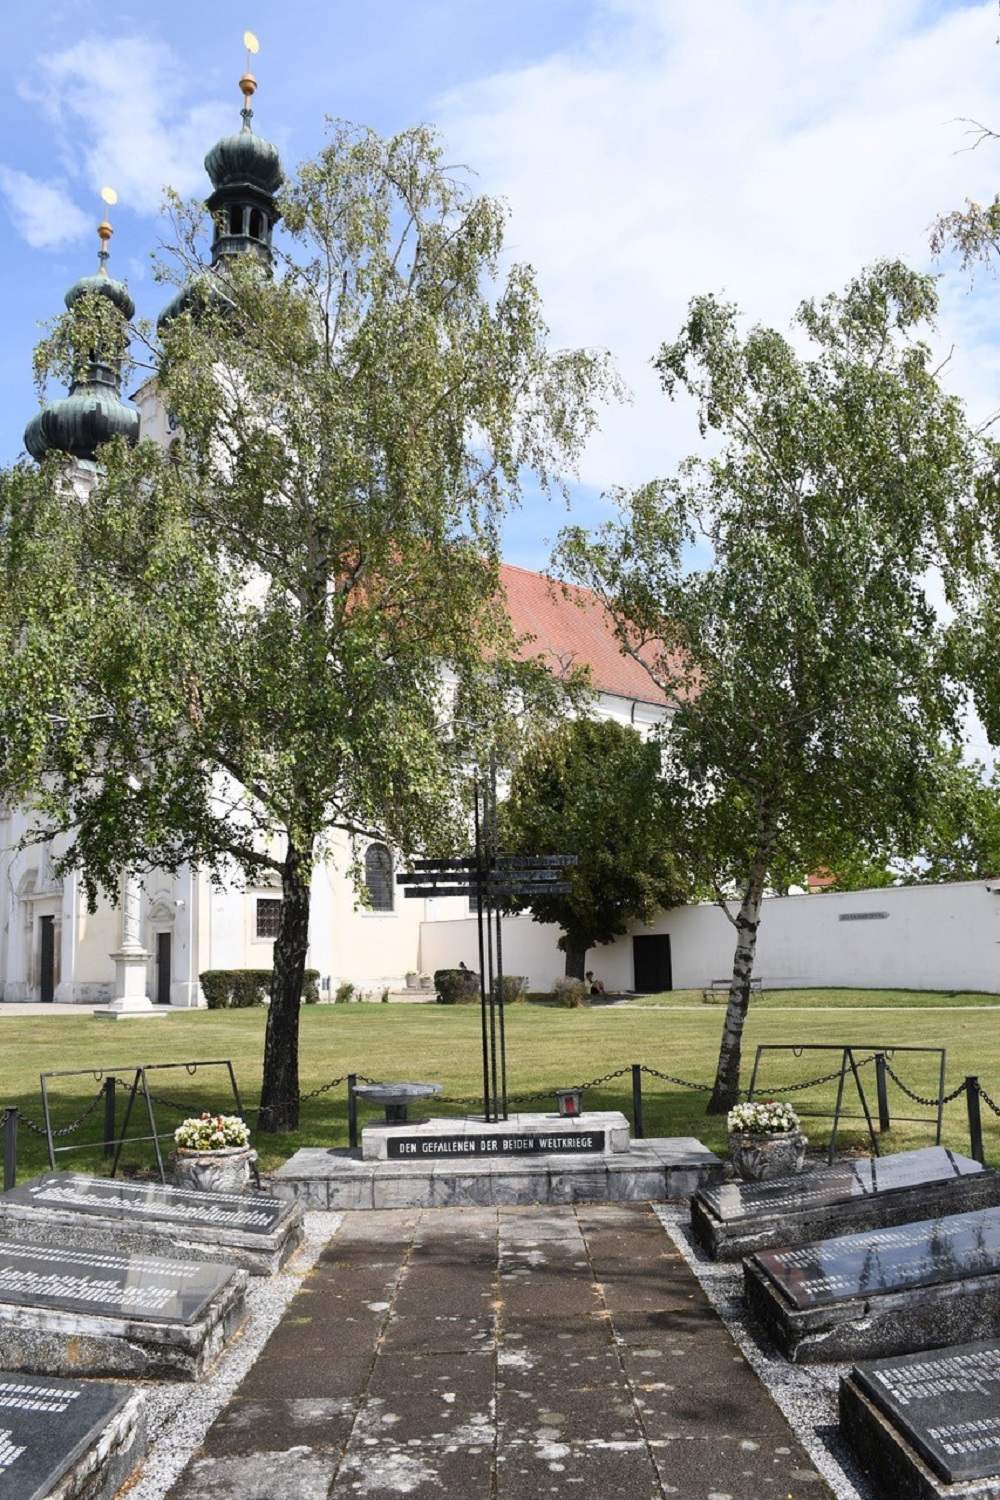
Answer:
[2,0,1000,744]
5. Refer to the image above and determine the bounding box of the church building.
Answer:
[0,70,670,1010]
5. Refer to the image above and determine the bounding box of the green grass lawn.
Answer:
[622,987,1000,1008]
[3,992,999,1180]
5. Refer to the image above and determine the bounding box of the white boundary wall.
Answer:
[419,879,1000,995]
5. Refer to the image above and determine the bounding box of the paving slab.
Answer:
[167,1202,831,1499]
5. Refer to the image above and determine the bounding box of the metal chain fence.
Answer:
[880,1058,967,1109]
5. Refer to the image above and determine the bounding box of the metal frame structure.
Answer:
[747,1043,947,1163]
[397,764,576,1122]
[39,1058,245,1185]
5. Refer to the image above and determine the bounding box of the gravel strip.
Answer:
[654,1203,874,1500]
[127,1209,343,1500]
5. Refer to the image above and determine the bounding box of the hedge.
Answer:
[200,968,321,1009]
[434,968,479,1005]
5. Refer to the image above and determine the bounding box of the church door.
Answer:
[39,916,55,1003]
[156,932,172,1006]
[632,934,672,994]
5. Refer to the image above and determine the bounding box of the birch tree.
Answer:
[0,123,612,1130]
[556,261,975,1110]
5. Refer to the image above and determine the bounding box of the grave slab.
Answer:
[744,1205,1000,1363]
[840,1339,1000,1498]
[0,1173,304,1277]
[361,1109,630,1161]
[0,1369,145,1500]
[0,1240,247,1380]
[273,1135,722,1209]
[692,1146,999,1261]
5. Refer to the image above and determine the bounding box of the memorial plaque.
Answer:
[693,1148,1000,1262]
[851,1339,1000,1484]
[703,1148,982,1224]
[0,1371,135,1500]
[0,1240,234,1326]
[754,1206,1000,1312]
[386,1130,606,1160]
[0,1174,303,1278]
[9,1174,287,1234]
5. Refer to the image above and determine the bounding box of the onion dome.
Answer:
[24,203,139,464]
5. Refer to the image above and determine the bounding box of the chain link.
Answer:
[880,1059,964,1108]
[640,1064,715,1093]
[978,1084,1000,1117]
[18,1083,106,1138]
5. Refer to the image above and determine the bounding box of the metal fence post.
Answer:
[966,1076,985,1166]
[874,1053,891,1134]
[3,1108,17,1193]
[103,1077,116,1159]
[347,1074,359,1152]
[631,1064,644,1140]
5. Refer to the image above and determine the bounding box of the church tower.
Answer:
[23,195,139,465]
[157,38,283,329]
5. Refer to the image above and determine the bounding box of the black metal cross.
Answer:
[397,761,577,1122]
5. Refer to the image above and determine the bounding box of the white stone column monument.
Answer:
[94,871,168,1020]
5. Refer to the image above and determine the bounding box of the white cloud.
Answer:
[21,36,232,217]
[437,0,1000,489]
[0,166,90,247]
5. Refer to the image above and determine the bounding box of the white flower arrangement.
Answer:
[727,1099,801,1136]
[174,1112,250,1152]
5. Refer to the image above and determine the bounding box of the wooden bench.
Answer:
[701,977,763,1004]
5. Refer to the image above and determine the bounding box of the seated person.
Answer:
[585,970,606,996]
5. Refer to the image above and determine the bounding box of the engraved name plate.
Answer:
[0,1369,129,1500]
[853,1338,1000,1483]
[0,1241,235,1326]
[8,1173,286,1236]
[754,1206,1000,1311]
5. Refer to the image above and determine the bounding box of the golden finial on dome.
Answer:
[97,186,118,269]
[240,30,260,126]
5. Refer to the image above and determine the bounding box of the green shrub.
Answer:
[199,970,270,1009]
[434,968,479,1004]
[302,969,320,1004]
[492,975,528,1005]
[552,977,589,1008]
[335,980,355,1005]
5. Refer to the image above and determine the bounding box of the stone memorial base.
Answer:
[0,1173,304,1278]
[273,1133,722,1209]
[840,1340,1000,1499]
[693,1147,999,1261]
[0,1370,146,1500]
[744,1207,1000,1364]
[0,1241,248,1381]
[361,1109,631,1161]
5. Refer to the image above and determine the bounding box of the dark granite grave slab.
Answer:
[0,1240,247,1380]
[744,1206,1000,1363]
[0,1173,303,1277]
[0,1370,145,1500]
[693,1147,999,1261]
[840,1340,1000,1498]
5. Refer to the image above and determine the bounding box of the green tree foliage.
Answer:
[500,718,689,980]
[0,123,612,1130]
[556,262,977,1110]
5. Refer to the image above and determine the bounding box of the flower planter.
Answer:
[728,1130,807,1183]
[173,1145,257,1195]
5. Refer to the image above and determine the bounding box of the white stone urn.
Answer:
[728,1130,807,1182]
[173,1145,257,1195]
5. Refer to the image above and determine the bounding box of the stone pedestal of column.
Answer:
[94,872,169,1021]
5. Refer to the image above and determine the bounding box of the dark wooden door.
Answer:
[156,931,172,1006]
[39,916,55,1003]
[632,934,672,993]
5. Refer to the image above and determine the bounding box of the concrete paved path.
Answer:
[167,1204,831,1499]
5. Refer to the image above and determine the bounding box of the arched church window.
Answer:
[248,208,263,240]
[229,205,245,235]
[365,843,394,913]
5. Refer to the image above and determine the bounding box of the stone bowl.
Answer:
[174,1145,257,1195]
[728,1129,807,1182]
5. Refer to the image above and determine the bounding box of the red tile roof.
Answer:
[499,562,673,708]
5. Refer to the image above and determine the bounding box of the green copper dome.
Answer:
[65,267,135,321]
[205,128,282,195]
[24,230,139,464]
